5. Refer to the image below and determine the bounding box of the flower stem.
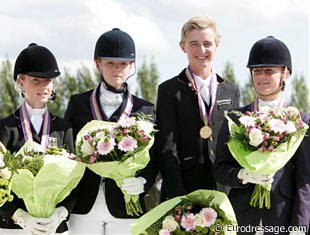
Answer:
[249,185,271,209]
[125,200,143,216]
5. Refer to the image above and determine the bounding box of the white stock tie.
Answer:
[25,103,45,134]
[99,86,124,119]
[200,83,210,106]
[30,115,43,134]
[258,99,280,110]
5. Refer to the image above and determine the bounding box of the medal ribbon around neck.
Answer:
[185,66,217,126]
[252,97,287,112]
[90,84,134,120]
[20,102,51,148]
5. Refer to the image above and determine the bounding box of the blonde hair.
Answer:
[180,16,220,43]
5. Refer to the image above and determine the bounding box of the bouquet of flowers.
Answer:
[0,142,14,207]
[8,140,85,217]
[227,106,309,208]
[130,190,237,235]
[74,114,156,216]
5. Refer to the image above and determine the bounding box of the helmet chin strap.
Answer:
[98,62,136,94]
[101,75,127,93]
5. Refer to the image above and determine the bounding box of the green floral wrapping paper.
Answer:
[130,190,237,235]
[11,140,85,217]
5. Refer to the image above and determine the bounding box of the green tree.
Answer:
[290,74,310,113]
[222,61,237,84]
[136,57,159,104]
[136,57,160,210]
[241,75,256,106]
[48,64,99,117]
[0,59,21,117]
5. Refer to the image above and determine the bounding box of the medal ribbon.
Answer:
[90,83,133,120]
[20,102,50,148]
[90,85,103,120]
[185,66,217,125]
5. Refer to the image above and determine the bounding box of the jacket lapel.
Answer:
[14,108,49,145]
[177,69,199,102]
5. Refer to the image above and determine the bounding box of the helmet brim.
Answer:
[24,71,60,79]
[96,56,135,62]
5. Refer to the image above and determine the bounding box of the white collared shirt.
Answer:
[193,73,212,105]
[25,103,46,134]
[99,83,124,119]
[258,97,282,110]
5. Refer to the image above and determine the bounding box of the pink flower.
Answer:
[175,215,181,222]
[141,135,149,141]
[159,229,171,235]
[120,128,131,136]
[268,119,286,134]
[263,133,270,140]
[91,150,99,160]
[260,145,267,152]
[272,136,280,142]
[89,156,96,164]
[97,139,116,155]
[180,213,196,231]
[267,145,274,152]
[83,134,92,141]
[199,207,217,227]
[263,140,269,147]
[175,206,182,214]
[239,116,257,128]
[118,136,137,152]
[118,116,136,128]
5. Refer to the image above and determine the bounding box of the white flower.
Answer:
[80,141,95,156]
[95,131,106,140]
[136,120,154,136]
[0,152,4,168]
[286,121,297,134]
[239,116,256,128]
[0,167,12,180]
[259,106,273,114]
[285,106,299,115]
[162,215,179,232]
[195,214,207,228]
[268,119,286,134]
[259,112,271,123]
[249,128,264,147]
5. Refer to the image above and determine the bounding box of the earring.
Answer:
[49,91,56,101]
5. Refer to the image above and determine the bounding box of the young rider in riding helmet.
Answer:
[213,36,310,235]
[0,43,74,235]
[65,28,156,235]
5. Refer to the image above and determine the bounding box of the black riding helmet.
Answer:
[247,36,292,74]
[13,43,60,81]
[94,28,135,61]
[94,28,135,93]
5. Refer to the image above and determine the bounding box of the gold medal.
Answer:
[200,125,212,139]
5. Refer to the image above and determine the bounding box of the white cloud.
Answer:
[0,0,308,94]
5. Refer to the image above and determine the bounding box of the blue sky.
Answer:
[0,0,309,99]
